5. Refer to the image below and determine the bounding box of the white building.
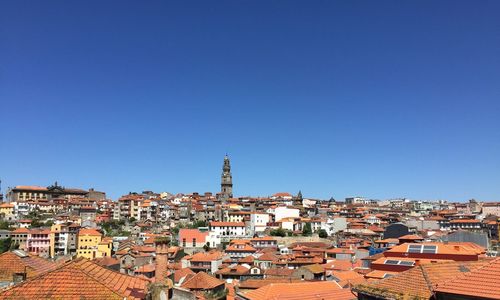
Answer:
[321,217,347,236]
[302,199,317,208]
[209,221,247,240]
[345,197,371,205]
[482,202,500,217]
[206,231,222,248]
[249,213,270,234]
[274,206,300,222]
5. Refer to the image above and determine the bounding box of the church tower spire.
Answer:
[220,154,233,200]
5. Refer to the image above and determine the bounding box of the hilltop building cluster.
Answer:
[0,156,498,299]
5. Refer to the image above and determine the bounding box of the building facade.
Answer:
[6,182,104,202]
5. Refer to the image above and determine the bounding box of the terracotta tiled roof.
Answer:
[0,258,149,299]
[93,256,120,267]
[173,267,195,283]
[13,186,47,191]
[371,256,454,267]
[364,270,398,279]
[385,242,485,256]
[143,237,156,245]
[257,252,277,261]
[241,281,355,300]
[180,271,225,290]
[326,248,355,254]
[239,255,255,264]
[250,236,276,241]
[132,245,156,253]
[322,259,360,271]
[216,264,251,276]
[238,278,302,289]
[0,251,57,281]
[226,243,257,252]
[135,263,155,273]
[332,270,366,288]
[178,228,209,243]
[263,268,294,277]
[398,234,424,240]
[289,242,331,248]
[184,250,224,263]
[355,259,492,299]
[0,267,124,299]
[28,228,51,235]
[374,238,399,243]
[449,219,480,223]
[78,228,102,236]
[435,257,500,299]
[302,263,325,274]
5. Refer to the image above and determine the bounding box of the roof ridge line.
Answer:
[420,265,435,294]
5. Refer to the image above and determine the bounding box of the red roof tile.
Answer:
[78,228,102,236]
[0,258,150,299]
[174,268,195,283]
[178,229,209,243]
[180,271,225,290]
[0,251,57,282]
[238,278,302,289]
[355,259,492,299]
[435,257,500,299]
[241,281,354,300]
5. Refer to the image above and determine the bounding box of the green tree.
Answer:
[318,229,328,238]
[270,228,286,237]
[30,219,44,228]
[189,220,208,228]
[155,236,171,245]
[302,223,312,236]
[203,242,211,252]
[0,220,11,230]
[9,242,19,251]
[0,238,12,253]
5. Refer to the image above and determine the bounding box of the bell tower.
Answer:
[220,155,233,200]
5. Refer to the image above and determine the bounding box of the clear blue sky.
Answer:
[1,1,499,201]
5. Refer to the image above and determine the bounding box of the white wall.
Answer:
[274,207,299,222]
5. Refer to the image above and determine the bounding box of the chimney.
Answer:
[415,259,421,266]
[454,245,460,251]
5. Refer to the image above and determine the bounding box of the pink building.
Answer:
[27,228,51,257]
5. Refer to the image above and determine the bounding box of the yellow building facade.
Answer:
[97,237,113,258]
[0,203,15,221]
[76,228,102,259]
